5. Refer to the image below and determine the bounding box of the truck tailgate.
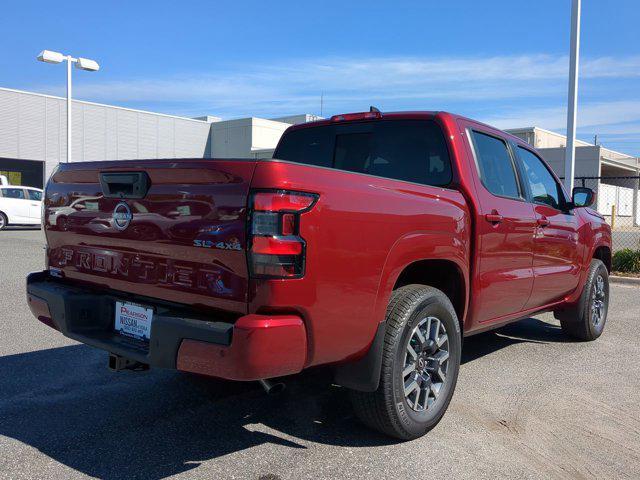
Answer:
[44,159,256,315]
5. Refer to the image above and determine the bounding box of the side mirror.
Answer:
[572,187,596,208]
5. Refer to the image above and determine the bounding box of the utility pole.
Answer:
[564,0,581,194]
[37,50,100,163]
[67,55,72,163]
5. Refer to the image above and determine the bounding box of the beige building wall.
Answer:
[507,127,591,149]
[536,146,602,178]
[210,117,290,159]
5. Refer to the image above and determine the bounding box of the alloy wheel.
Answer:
[402,316,450,412]
[591,274,606,327]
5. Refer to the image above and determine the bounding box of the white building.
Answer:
[506,126,640,178]
[210,117,291,159]
[507,127,640,226]
[0,87,316,188]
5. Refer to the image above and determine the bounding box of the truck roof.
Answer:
[285,110,527,147]
[286,111,438,130]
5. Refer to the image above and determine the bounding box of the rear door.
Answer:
[460,123,536,324]
[0,187,30,223]
[26,189,43,222]
[514,146,581,307]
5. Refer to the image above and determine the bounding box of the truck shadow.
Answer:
[0,344,387,479]
[0,316,565,479]
[462,316,569,364]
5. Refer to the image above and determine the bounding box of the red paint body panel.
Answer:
[525,204,582,308]
[176,314,307,381]
[248,158,470,366]
[34,111,612,381]
[457,119,538,326]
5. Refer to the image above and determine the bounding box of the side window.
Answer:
[1,188,26,199]
[470,131,521,199]
[28,190,42,201]
[517,147,562,210]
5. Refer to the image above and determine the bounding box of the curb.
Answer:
[610,275,640,286]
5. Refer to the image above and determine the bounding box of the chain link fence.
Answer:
[574,176,640,252]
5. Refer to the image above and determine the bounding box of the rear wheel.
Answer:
[350,284,461,440]
[0,212,7,230]
[131,223,160,240]
[57,216,69,231]
[557,259,609,341]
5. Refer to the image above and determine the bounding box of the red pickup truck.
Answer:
[27,110,611,439]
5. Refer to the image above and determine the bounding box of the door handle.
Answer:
[537,217,550,227]
[31,203,39,207]
[485,212,503,224]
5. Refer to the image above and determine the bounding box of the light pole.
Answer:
[564,0,581,194]
[37,50,100,163]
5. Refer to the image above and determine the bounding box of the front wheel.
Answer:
[350,284,461,440]
[57,216,69,231]
[0,212,7,230]
[556,259,609,341]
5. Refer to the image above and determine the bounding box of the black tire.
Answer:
[57,216,68,231]
[131,223,160,241]
[0,212,7,230]
[556,259,609,341]
[350,284,462,440]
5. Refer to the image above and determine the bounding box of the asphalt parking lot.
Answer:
[1,228,639,479]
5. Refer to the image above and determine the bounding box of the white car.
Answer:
[48,195,102,230]
[0,186,43,230]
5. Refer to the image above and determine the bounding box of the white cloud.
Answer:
[31,54,640,118]
[484,101,640,131]
[573,122,640,136]
[28,53,640,154]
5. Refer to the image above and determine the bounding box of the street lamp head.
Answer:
[76,57,100,72]
[37,50,64,64]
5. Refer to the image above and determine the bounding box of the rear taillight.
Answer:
[249,190,318,278]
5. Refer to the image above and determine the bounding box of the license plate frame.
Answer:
[114,300,154,342]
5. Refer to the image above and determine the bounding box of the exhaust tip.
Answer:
[258,378,286,395]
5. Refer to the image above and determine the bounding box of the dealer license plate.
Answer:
[114,301,154,341]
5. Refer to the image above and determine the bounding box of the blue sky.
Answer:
[1,0,639,155]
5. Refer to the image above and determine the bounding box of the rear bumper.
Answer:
[26,271,307,381]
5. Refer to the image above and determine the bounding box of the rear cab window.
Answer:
[273,120,452,187]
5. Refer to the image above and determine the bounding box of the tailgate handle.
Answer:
[99,172,150,199]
